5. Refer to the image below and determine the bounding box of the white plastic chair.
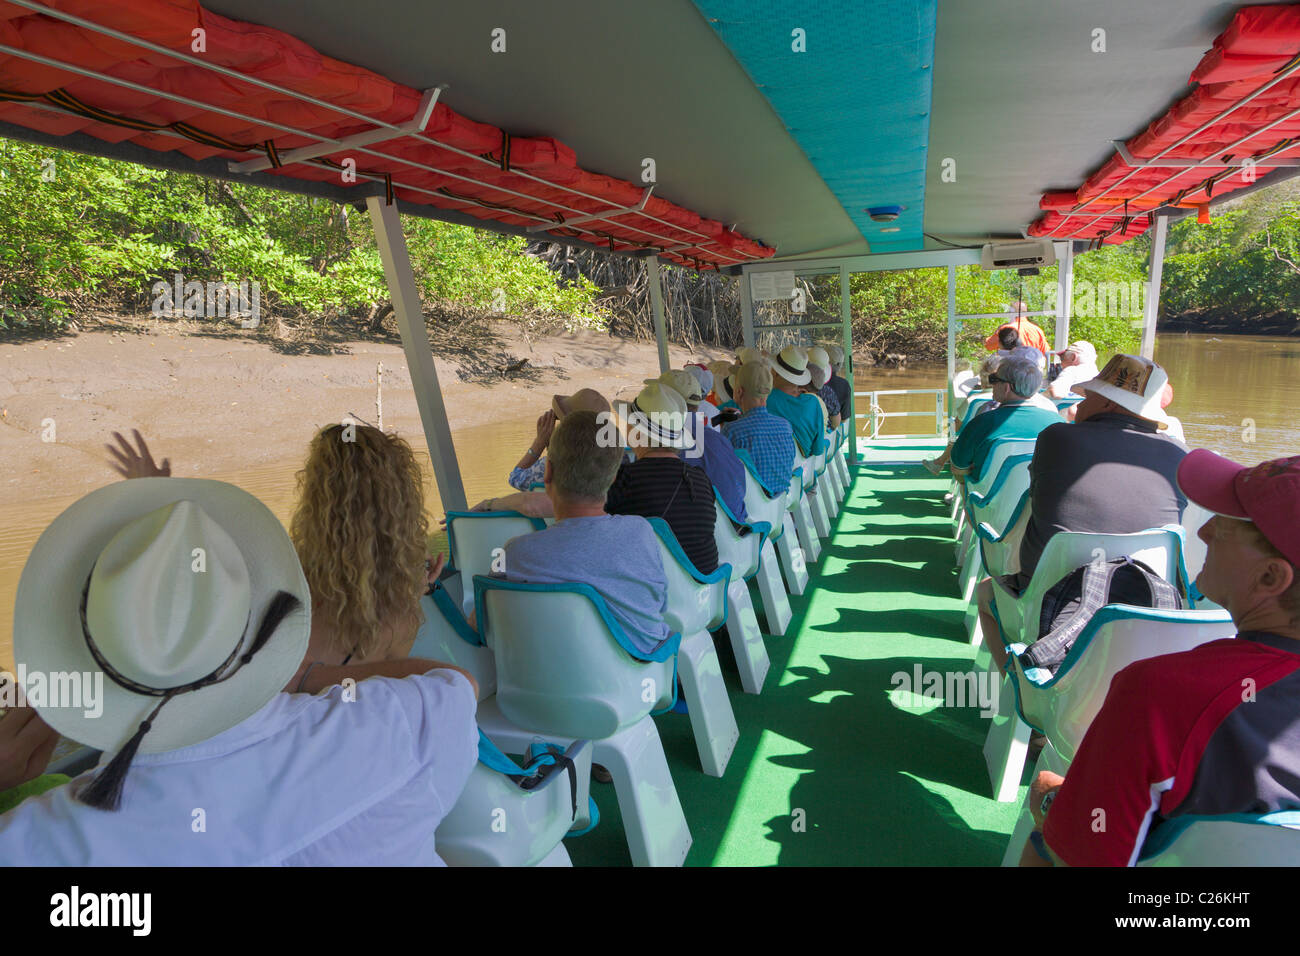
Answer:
[1014,604,1234,763]
[983,527,1185,802]
[737,461,797,627]
[711,499,776,688]
[817,449,842,517]
[830,421,851,487]
[965,488,1032,648]
[817,428,846,505]
[953,393,995,436]
[445,510,547,617]
[646,517,744,767]
[959,462,1033,605]
[411,591,498,698]
[952,369,977,398]
[799,452,833,540]
[965,441,1037,508]
[997,605,1235,863]
[742,461,808,598]
[837,418,853,476]
[1137,813,1300,867]
[437,736,592,867]
[828,437,847,502]
[788,464,822,565]
[474,577,690,866]
[953,439,1036,547]
[413,587,595,844]
[815,448,841,515]
[1177,500,1222,611]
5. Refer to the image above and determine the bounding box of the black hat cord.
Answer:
[75,569,300,811]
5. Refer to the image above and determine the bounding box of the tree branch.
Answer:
[1265,226,1300,276]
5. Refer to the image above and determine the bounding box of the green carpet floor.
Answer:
[567,457,1025,866]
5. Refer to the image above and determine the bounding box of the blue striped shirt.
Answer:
[723,406,796,495]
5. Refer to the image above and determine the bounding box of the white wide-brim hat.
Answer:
[14,478,310,755]
[772,345,811,386]
[1071,354,1170,430]
[614,382,696,450]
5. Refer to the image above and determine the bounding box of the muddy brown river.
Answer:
[2,332,1297,671]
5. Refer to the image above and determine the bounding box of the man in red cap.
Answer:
[1021,450,1300,866]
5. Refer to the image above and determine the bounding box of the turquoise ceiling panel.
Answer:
[691,0,937,253]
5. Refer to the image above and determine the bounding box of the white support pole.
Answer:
[646,255,671,373]
[1141,215,1169,360]
[367,196,467,511]
[839,263,855,464]
[740,269,756,349]
[1056,240,1074,350]
[946,265,957,385]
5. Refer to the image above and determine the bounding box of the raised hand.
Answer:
[0,703,59,792]
[534,410,557,450]
[106,429,172,479]
[426,552,447,586]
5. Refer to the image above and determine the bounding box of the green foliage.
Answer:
[1066,243,1145,357]
[1161,183,1300,317]
[0,138,609,333]
[844,242,1155,364]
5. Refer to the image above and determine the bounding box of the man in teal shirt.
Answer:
[950,356,1060,483]
[766,345,827,457]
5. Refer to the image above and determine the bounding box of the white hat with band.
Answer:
[14,478,309,808]
[771,345,812,386]
[616,382,696,449]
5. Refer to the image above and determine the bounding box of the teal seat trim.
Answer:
[429,579,487,647]
[445,510,548,572]
[1139,811,1300,860]
[472,575,682,663]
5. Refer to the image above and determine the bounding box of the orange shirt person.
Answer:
[984,302,1049,356]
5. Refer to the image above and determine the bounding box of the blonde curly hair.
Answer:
[290,423,429,660]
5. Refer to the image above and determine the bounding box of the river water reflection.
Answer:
[854,333,1300,466]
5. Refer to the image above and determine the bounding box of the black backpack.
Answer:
[1019,556,1183,674]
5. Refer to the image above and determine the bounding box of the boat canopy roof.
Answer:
[0,0,1297,271]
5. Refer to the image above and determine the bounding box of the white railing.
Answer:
[854,389,947,440]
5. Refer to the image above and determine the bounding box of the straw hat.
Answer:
[806,346,831,389]
[717,371,738,403]
[14,479,310,763]
[736,346,763,366]
[771,345,811,386]
[656,369,704,405]
[707,359,733,386]
[551,388,609,419]
[1071,354,1170,429]
[615,381,695,449]
[825,345,845,368]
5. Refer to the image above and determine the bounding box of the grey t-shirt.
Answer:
[1013,413,1189,591]
[502,513,671,655]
